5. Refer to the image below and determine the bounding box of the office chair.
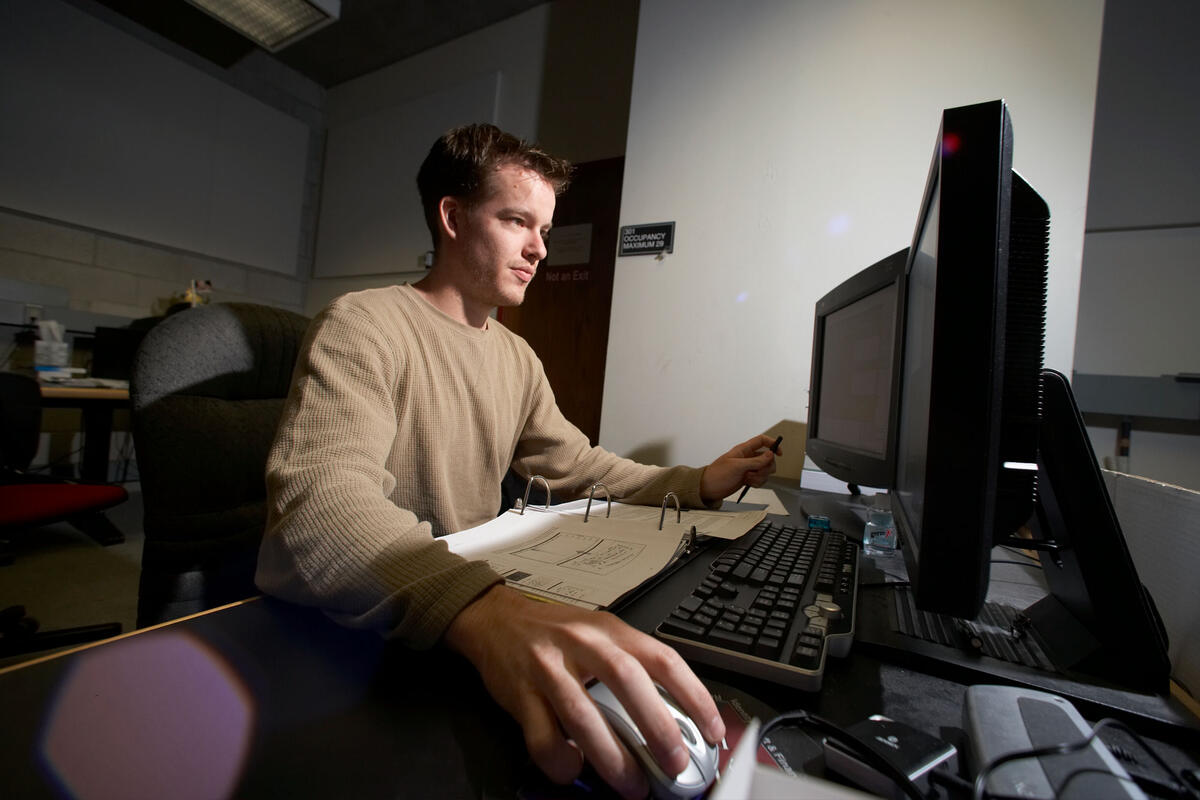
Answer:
[130,302,309,627]
[0,372,127,655]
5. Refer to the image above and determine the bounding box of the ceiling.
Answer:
[90,0,549,88]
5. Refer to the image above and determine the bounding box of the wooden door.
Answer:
[500,157,623,445]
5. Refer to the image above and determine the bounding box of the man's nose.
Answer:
[526,231,547,262]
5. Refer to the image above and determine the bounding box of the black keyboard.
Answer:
[654,519,859,691]
[891,586,1056,672]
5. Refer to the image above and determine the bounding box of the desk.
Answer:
[2,487,1198,799]
[39,385,130,483]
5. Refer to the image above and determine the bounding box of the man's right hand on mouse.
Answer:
[443,584,726,799]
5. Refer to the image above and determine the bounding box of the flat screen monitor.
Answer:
[806,248,906,493]
[892,99,1045,620]
[887,99,1169,693]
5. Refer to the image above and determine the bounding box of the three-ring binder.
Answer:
[516,475,697,562]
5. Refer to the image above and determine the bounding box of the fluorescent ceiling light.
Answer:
[186,0,340,52]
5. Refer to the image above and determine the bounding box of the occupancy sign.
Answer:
[619,222,675,257]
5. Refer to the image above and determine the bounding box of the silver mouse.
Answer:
[587,680,720,799]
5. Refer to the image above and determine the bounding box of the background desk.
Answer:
[39,384,130,482]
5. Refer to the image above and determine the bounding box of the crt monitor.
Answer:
[889,99,1169,693]
[805,248,906,493]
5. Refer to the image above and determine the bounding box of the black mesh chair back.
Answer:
[130,303,309,626]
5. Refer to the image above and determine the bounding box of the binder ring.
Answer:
[584,483,611,522]
[671,525,697,562]
[519,475,551,515]
[659,492,681,530]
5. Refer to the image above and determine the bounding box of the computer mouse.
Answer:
[587,680,719,799]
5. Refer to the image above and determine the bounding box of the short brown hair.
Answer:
[416,124,572,248]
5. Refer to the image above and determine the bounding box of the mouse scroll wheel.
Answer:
[676,717,697,746]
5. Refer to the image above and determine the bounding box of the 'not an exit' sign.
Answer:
[619,222,675,257]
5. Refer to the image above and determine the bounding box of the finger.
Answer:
[726,434,773,459]
[621,634,726,747]
[734,449,776,476]
[546,676,648,799]
[590,653,688,778]
[746,433,777,455]
[514,691,586,785]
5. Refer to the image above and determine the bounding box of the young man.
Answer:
[257,124,779,798]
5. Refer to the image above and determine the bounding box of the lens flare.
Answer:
[827,215,851,236]
[39,632,255,800]
[942,131,961,156]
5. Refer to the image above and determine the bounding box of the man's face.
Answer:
[447,163,556,311]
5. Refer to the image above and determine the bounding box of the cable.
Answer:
[759,710,931,800]
[26,446,85,475]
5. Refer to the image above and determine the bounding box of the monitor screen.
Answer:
[806,248,906,492]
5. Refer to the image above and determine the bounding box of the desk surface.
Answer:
[38,384,130,402]
[2,485,1197,799]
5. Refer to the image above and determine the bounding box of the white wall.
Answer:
[601,0,1104,467]
[0,0,319,321]
[305,6,551,313]
[0,0,311,277]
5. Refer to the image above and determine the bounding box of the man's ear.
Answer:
[438,196,461,242]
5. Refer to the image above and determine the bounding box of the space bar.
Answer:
[705,629,753,652]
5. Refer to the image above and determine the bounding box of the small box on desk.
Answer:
[823,715,956,799]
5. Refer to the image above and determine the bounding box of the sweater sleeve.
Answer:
[510,350,715,510]
[255,302,502,648]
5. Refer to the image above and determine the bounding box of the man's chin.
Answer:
[500,287,530,307]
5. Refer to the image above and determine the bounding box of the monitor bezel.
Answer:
[892,99,1016,619]
[805,247,908,491]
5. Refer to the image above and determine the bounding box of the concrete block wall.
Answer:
[0,208,306,320]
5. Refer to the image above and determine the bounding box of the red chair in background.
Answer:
[0,372,126,656]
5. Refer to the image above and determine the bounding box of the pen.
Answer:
[736,435,782,503]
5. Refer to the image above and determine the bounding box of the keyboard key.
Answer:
[660,618,707,638]
[754,636,782,659]
[707,629,754,652]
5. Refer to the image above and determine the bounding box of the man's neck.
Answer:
[410,272,493,329]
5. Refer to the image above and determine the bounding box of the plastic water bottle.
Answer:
[863,510,897,555]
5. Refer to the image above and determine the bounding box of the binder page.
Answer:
[443,509,682,609]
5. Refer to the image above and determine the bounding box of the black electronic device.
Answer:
[805,247,907,493]
[963,685,1142,800]
[654,519,858,692]
[1019,369,1170,692]
[892,99,1048,620]
[823,715,956,799]
[876,99,1171,695]
[91,325,147,381]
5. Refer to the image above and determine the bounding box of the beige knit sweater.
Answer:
[256,284,708,647]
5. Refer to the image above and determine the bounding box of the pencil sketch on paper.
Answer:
[512,531,645,575]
